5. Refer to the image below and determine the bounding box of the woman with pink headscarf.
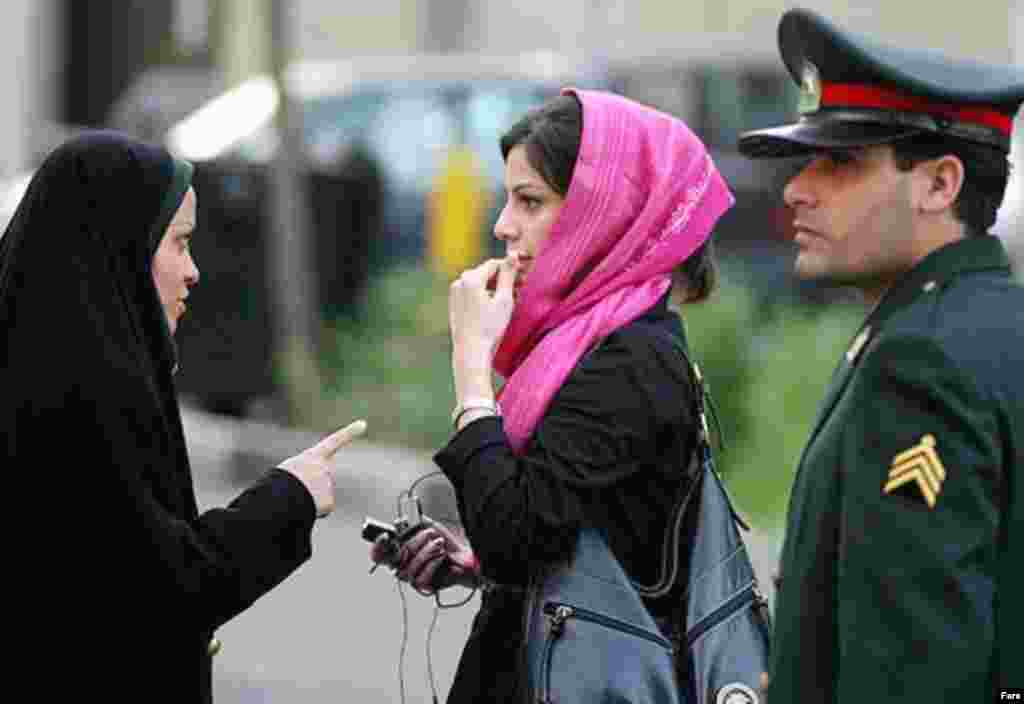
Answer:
[372,88,734,701]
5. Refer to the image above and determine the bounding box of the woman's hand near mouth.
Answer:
[451,254,524,403]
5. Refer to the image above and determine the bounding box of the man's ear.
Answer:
[916,154,965,215]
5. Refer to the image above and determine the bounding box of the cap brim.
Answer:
[738,118,922,158]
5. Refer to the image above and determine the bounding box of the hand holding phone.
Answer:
[362,517,401,567]
[363,515,469,592]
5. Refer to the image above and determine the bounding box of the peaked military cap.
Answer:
[739,7,1024,158]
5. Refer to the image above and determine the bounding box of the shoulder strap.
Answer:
[631,323,748,599]
[653,325,749,525]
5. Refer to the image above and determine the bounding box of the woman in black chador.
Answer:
[0,131,364,701]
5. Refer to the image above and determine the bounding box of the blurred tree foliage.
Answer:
[683,279,862,529]
[317,264,864,527]
[317,266,454,451]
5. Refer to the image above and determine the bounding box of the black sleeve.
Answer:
[113,457,316,632]
[191,468,317,629]
[435,326,693,585]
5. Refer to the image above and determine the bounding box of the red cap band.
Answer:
[820,82,1013,136]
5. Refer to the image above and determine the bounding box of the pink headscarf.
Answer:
[494,88,735,453]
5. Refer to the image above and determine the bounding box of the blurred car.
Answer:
[165,51,601,261]
[107,65,227,145]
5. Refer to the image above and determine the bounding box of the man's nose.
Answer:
[783,162,818,210]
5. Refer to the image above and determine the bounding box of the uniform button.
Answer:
[923,281,938,292]
[208,638,222,657]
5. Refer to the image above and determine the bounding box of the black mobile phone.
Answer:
[361,517,398,543]
[363,515,454,588]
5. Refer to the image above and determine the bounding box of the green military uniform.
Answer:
[767,235,1022,701]
[738,9,1024,702]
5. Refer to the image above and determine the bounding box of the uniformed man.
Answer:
[738,8,1023,702]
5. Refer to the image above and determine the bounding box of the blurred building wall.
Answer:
[418,0,474,53]
[0,0,61,178]
[62,0,177,127]
[1001,2,1023,257]
[810,0,1013,64]
[219,1,1022,69]
[1017,0,1024,64]
[459,0,1015,64]
[294,0,422,59]
[0,0,36,177]
[457,0,591,56]
[2,0,1021,174]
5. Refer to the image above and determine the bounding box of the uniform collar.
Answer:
[865,234,1013,332]
[807,234,1012,454]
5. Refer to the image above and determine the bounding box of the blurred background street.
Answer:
[0,0,1021,699]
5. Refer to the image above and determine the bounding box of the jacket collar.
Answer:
[865,234,1013,332]
[801,235,1013,451]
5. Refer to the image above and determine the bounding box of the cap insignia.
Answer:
[798,62,821,115]
[883,434,947,509]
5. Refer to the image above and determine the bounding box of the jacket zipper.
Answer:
[538,602,674,702]
[685,586,756,648]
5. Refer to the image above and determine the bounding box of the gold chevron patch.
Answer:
[883,434,946,508]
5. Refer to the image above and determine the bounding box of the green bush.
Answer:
[316,264,865,527]
[318,265,455,450]
[685,277,862,529]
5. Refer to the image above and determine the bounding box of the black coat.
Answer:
[435,298,701,703]
[1,132,316,702]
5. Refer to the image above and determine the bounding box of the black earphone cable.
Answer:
[396,577,409,704]
[389,470,479,703]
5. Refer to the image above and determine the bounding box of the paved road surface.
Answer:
[182,405,781,703]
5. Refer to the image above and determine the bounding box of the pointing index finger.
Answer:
[312,419,368,459]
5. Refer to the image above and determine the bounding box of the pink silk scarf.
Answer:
[493,88,735,453]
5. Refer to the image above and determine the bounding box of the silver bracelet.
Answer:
[451,399,500,429]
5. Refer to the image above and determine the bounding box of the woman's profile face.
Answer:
[494,145,565,293]
[151,187,199,334]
